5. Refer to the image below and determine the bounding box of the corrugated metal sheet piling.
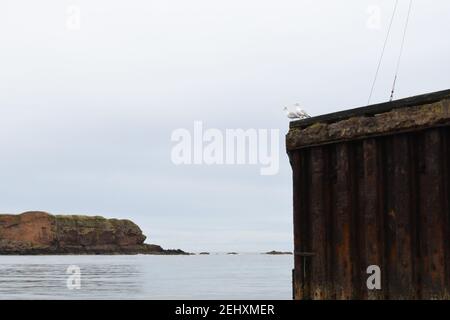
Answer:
[287,89,450,300]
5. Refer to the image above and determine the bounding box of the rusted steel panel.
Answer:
[288,90,450,300]
[332,144,355,299]
[384,135,415,299]
[291,150,309,300]
[418,129,447,299]
[444,130,450,298]
[360,139,384,300]
[308,147,330,299]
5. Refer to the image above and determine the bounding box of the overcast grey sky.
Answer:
[0,0,449,252]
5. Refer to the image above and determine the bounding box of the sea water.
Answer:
[0,254,292,300]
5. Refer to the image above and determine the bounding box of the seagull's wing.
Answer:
[298,109,311,118]
[287,112,299,119]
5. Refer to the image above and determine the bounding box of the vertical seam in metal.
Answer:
[380,136,390,299]
[329,145,337,299]
[408,133,421,299]
[350,141,362,299]
[416,131,424,299]
[438,128,450,299]
[302,149,312,300]
[323,145,332,299]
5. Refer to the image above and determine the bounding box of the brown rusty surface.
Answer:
[418,130,447,299]
[384,136,415,299]
[333,144,357,299]
[290,126,450,300]
[286,98,450,150]
[291,151,308,299]
[308,147,330,299]
[360,139,384,299]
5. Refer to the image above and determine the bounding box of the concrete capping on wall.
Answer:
[287,90,450,151]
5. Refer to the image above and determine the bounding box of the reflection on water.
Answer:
[0,254,292,299]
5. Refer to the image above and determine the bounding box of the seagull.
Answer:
[283,103,311,120]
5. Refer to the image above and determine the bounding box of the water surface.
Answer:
[0,254,292,299]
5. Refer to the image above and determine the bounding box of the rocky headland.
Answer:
[0,211,188,255]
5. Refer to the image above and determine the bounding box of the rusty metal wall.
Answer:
[290,126,450,300]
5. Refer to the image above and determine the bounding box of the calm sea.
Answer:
[0,254,293,300]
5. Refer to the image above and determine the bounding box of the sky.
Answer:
[0,0,449,252]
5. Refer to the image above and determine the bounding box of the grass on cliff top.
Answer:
[54,215,138,230]
[55,215,107,220]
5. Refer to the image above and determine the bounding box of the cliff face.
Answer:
[0,211,179,255]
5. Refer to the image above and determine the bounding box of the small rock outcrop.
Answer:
[0,211,187,255]
[264,250,293,255]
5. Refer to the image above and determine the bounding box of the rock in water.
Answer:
[264,250,293,255]
[0,211,186,255]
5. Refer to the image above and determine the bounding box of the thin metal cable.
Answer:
[367,0,399,105]
[389,0,413,101]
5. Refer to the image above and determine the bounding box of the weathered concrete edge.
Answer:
[287,96,450,151]
[290,89,450,129]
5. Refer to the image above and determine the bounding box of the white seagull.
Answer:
[283,103,311,120]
